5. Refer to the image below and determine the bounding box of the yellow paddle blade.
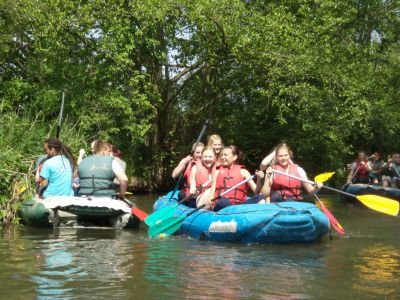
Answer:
[357,195,399,216]
[314,172,335,183]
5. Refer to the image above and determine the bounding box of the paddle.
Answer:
[144,179,212,226]
[168,119,209,202]
[116,196,150,221]
[148,175,256,238]
[314,172,335,183]
[56,91,65,139]
[312,172,345,234]
[314,194,345,235]
[273,169,400,216]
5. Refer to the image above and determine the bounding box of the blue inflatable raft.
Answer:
[153,192,330,244]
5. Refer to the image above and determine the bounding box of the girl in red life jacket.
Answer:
[189,147,216,208]
[261,143,322,202]
[205,145,265,212]
[346,151,371,184]
[172,142,205,202]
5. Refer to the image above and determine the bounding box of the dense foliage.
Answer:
[1,0,399,199]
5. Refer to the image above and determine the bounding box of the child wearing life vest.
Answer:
[205,145,265,211]
[261,143,322,202]
[189,147,216,208]
[172,142,205,202]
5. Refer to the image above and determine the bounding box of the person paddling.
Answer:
[38,138,76,199]
[382,152,400,188]
[346,151,371,184]
[189,147,216,208]
[171,142,205,201]
[260,143,322,202]
[368,152,386,184]
[205,145,265,211]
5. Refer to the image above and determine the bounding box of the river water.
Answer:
[0,194,399,300]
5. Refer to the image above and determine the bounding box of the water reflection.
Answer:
[1,194,399,299]
[353,245,400,297]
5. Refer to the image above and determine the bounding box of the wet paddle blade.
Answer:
[316,200,345,235]
[314,172,335,183]
[356,194,400,216]
[148,215,186,239]
[144,205,178,226]
[131,208,149,221]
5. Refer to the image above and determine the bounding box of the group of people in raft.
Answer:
[346,151,400,188]
[35,138,128,199]
[35,135,324,212]
[170,134,322,211]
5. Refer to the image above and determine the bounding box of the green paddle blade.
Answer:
[148,215,186,239]
[314,172,335,183]
[144,205,178,226]
[357,194,399,216]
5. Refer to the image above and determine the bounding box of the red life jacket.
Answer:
[194,160,213,189]
[271,164,302,201]
[215,164,248,204]
[181,161,195,194]
[353,160,369,179]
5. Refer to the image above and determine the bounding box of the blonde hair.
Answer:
[207,134,223,147]
[202,146,217,156]
[274,143,292,156]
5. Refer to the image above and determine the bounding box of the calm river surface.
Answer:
[1,194,399,300]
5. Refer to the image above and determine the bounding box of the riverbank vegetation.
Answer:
[1,0,400,216]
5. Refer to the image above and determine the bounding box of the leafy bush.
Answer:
[0,109,87,226]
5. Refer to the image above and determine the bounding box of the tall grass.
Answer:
[0,110,88,226]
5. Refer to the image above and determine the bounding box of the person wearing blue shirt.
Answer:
[39,138,76,199]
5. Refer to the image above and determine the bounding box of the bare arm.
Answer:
[260,150,276,171]
[260,168,273,197]
[206,169,219,206]
[77,149,85,165]
[114,171,128,196]
[189,165,197,194]
[172,155,192,179]
[241,169,257,193]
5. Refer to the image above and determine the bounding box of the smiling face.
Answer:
[393,153,400,164]
[276,147,290,168]
[193,145,204,160]
[201,149,216,168]
[220,148,237,167]
[211,139,222,154]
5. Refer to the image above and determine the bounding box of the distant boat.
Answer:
[19,195,141,229]
[341,183,400,202]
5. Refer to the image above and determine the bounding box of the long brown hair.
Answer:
[44,138,76,169]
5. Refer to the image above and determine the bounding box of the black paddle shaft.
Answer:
[169,119,210,201]
[56,91,65,139]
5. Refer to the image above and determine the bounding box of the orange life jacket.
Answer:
[215,164,248,204]
[271,164,302,201]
